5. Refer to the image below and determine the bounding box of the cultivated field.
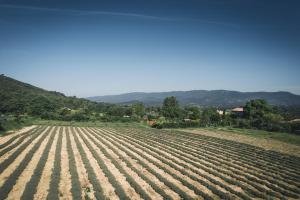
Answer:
[0,126,300,200]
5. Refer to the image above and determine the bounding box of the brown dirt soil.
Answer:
[0,135,34,164]
[34,127,59,200]
[6,127,52,200]
[68,127,95,200]
[76,128,123,200]
[85,128,163,200]
[114,131,235,199]
[0,125,37,144]
[179,129,300,157]
[92,128,180,200]
[0,127,49,187]
[59,127,72,200]
[96,128,198,199]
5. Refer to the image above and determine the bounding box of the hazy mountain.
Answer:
[87,90,300,107]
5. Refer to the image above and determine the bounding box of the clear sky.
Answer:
[0,0,300,97]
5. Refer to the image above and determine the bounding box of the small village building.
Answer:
[231,107,244,116]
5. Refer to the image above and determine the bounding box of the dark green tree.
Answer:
[184,106,200,120]
[161,96,180,119]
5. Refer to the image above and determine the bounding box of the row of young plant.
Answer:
[0,126,50,199]
[99,128,273,199]
[0,126,39,150]
[71,127,107,200]
[80,128,153,200]
[94,128,232,200]
[65,127,83,200]
[21,126,57,200]
[0,126,45,174]
[0,126,41,157]
[123,128,300,195]
[157,129,300,171]
[85,128,175,200]
[107,128,268,200]
[128,128,300,188]
[75,127,132,200]
[47,127,63,200]
[91,128,197,200]
[171,132,300,174]
[124,128,300,185]
[97,128,246,200]
[117,129,298,198]
[164,133,300,183]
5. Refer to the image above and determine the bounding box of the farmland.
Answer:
[0,126,300,200]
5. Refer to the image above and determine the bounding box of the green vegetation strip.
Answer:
[123,129,299,198]
[96,128,243,200]
[82,128,152,200]
[21,127,57,200]
[129,128,300,185]
[0,126,40,157]
[65,127,82,199]
[46,127,63,200]
[85,128,174,200]
[72,127,106,200]
[0,126,44,174]
[103,128,251,200]
[0,126,38,149]
[76,127,131,200]
[169,129,300,171]
[0,126,49,199]
[93,128,196,200]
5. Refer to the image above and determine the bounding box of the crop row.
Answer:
[100,128,299,199]
[149,128,300,171]
[120,128,300,194]
[21,126,57,200]
[96,128,269,199]
[122,128,300,196]
[47,127,63,200]
[89,128,226,200]
[0,126,41,157]
[65,127,82,200]
[0,126,39,150]
[0,126,50,199]
[79,127,153,200]
[121,128,300,186]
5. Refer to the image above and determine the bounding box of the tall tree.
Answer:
[162,96,180,119]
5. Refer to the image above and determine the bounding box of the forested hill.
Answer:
[88,90,300,107]
[0,74,97,114]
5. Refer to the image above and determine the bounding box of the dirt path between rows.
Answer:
[34,127,59,200]
[92,128,180,200]
[69,127,95,200]
[75,127,120,200]
[0,125,37,144]
[59,127,72,200]
[85,127,163,200]
[179,129,300,157]
[97,128,198,199]
[0,127,49,188]
[6,127,52,200]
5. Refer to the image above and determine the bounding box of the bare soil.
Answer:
[180,129,300,157]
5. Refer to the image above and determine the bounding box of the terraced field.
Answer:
[0,126,300,200]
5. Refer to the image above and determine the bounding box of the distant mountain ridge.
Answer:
[87,90,300,107]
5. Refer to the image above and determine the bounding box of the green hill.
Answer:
[0,74,97,115]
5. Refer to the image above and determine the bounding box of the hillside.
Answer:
[88,90,300,107]
[0,74,96,114]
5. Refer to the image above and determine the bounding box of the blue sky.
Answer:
[0,0,300,97]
